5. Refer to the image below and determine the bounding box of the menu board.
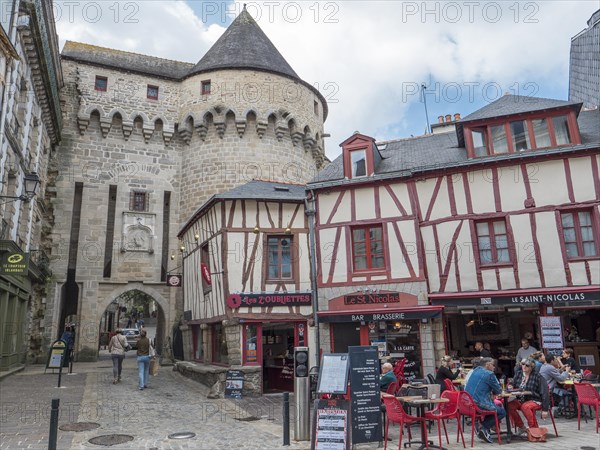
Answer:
[311,399,350,450]
[224,370,244,399]
[348,346,382,444]
[317,354,350,394]
[539,316,564,356]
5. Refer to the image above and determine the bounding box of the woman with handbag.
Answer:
[108,329,128,384]
[507,358,550,438]
[136,329,151,390]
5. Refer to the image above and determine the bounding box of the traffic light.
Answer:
[294,347,309,378]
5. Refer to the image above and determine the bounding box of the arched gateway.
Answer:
[75,283,175,361]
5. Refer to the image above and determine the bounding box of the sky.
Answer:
[53,1,599,160]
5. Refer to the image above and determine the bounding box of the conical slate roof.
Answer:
[187,7,299,79]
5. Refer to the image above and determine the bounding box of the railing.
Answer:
[29,248,51,277]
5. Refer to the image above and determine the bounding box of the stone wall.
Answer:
[176,362,262,397]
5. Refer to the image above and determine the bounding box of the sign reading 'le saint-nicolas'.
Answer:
[226,293,312,309]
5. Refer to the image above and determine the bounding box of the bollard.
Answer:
[57,355,63,388]
[48,398,59,450]
[283,392,290,446]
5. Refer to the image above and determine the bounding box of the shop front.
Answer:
[318,291,443,381]
[431,286,600,376]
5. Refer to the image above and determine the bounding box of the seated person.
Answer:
[516,338,538,365]
[380,362,397,392]
[435,355,460,392]
[507,358,550,437]
[530,351,545,374]
[474,341,493,358]
[540,354,572,411]
[561,348,579,372]
[465,357,506,444]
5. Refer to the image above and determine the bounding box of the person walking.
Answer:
[108,329,128,384]
[137,329,151,390]
[60,326,74,368]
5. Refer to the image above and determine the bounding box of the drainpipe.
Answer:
[305,190,320,370]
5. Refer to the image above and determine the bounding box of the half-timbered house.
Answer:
[178,180,313,394]
[308,95,600,379]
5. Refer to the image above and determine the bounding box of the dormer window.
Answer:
[466,111,580,158]
[350,149,367,177]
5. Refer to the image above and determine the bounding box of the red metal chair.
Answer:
[457,391,502,447]
[382,394,429,450]
[425,390,466,448]
[573,382,600,433]
[386,381,399,395]
[394,358,407,387]
[444,378,457,392]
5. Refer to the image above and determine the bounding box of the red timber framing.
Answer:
[340,133,378,179]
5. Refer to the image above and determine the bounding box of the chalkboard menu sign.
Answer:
[310,398,350,450]
[539,316,564,356]
[348,346,382,444]
[317,354,350,394]
[224,370,244,399]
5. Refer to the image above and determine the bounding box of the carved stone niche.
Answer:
[121,212,156,253]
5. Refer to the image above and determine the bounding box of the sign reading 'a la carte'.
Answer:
[344,292,401,305]
[226,292,312,309]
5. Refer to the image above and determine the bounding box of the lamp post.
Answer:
[0,172,41,203]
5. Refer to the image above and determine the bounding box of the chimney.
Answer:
[437,116,444,124]
[445,114,452,123]
[454,113,461,121]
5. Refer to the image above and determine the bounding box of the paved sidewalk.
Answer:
[1,355,598,449]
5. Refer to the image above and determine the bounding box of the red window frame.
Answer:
[201,80,211,95]
[351,225,385,272]
[266,235,294,281]
[560,209,598,259]
[94,76,107,91]
[147,85,159,100]
[475,219,512,266]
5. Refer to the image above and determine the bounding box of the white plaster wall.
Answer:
[511,214,542,288]
[470,169,496,214]
[536,211,567,287]
[499,267,517,290]
[497,166,528,211]
[355,187,376,221]
[421,226,440,291]
[481,269,498,290]
[529,160,570,207]
[381,183,412,218]
[318,227,338,281]
[452,175,469,216]
[570,155,597,202]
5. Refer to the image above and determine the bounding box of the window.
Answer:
[201,80,211,95]
[490,125,508,154]
[350,149,367,177]
[94,76,107,91]
[130,191,149,212]
[267,236,293,280]
[147,85,158,100]
[243,323,259,365]
[561,210,597,258]
[531,118,551,148]
[212,324,228,364]
[472,129,488,157]
[552,116,572,145]
[314,100,319,116]
[352,225,385,271]
[476,220,510,264]
[510,120,531,151]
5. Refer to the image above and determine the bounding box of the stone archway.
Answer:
[76,283,174,362]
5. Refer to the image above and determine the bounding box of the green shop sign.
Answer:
[0,251,29,275]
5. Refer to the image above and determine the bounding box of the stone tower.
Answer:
[46,8,327,359]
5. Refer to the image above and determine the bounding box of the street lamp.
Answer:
[0,172,41,203]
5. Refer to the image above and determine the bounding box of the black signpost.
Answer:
[45,340,67,388]
[348,346,382,444]
[224,370,244,399]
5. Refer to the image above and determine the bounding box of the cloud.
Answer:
[55,1,598,159]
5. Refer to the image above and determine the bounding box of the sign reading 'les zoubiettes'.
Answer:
[226,292,312,309]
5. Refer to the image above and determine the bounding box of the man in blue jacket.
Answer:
[465,357,506,443]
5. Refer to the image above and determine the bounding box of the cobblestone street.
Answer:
[1,355,599,449]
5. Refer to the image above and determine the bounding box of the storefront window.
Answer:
[212,324,228,365]
[243,323,259,365]
[369,320,422,379]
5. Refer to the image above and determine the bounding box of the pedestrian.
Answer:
[465,357,506,443]
[108,329,128,384]
[126,316,132,328]
[137,329,151,390]
[60,326,74,367]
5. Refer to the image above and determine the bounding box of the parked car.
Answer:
[122,328,140,349]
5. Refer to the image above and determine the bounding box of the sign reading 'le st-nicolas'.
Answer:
[226,293,312,309]
[344,292,401,305]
